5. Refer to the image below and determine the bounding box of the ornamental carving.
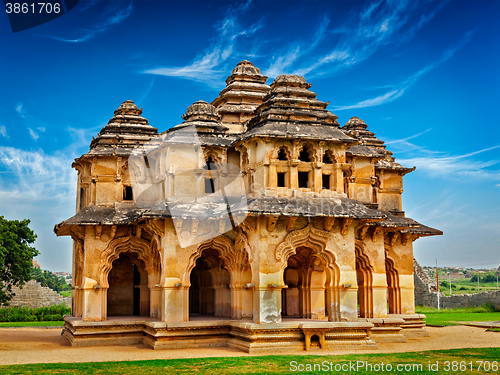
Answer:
[275,224,332,262]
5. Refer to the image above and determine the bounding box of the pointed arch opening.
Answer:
[189,248,230,317]
[98,235,161,320]
[187,236,253,321]
[277,226,340,322]
[385,257,401,314]
[107,252,150,317]
[283,247,333,320]
[355,245,374,318]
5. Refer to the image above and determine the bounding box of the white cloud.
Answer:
[385,131,500,181]
[333,29,475,110]
[37,127,46,132]
[28,128,39,141]
[384,129,432,145]
[333,88,406,110]
[15,103,25,117]
[265,16,330,77]
[0,147,75,199]
[0,125,7,138]
[143,0,263,87]
[264,0,446,79]
[45,0,134,43]
[0,147,76,271]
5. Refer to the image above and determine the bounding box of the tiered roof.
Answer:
[166,100,236,147]
[212,60,270,132]
[83,100,158,157]
[343,116,414,174]
[242,75,355,143]
[172,100,227,133]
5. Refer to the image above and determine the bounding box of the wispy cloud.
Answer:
[0,125,7,138]
[0,147,76,270]
[380,129,500,182]
[45,0,133,43]
[143,0,263,87]
[265,16,330,77]
[384,129,432,145]
[28,128,39,141]
[137,77,156,105]
[0,147,75,199]
[14,103,56,141]
[390,134,500,181]
[144,0,450,88]
[266,0,448,78]
[333,29,475,110]
[15,103,25,117]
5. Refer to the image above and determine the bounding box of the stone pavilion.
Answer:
[55,61,441,352]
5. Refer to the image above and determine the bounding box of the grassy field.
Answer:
[426,269,500,296]
[0,348,498,374]
[0,321,64,327]
[416,305,500,326]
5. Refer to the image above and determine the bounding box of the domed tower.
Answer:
[171,100,227,134]
[342,116,415,212]
[87,100,158,155]
[212,60,270,133]
[73,100,158,210]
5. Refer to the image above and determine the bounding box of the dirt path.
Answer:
[0,326,498,366]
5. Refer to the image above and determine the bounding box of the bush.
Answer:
[41,314,63,321]
[0,304,70,322]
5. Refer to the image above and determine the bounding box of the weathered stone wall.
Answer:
[414,259,500,310]
[1,280,70,308]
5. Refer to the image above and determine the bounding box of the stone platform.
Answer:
[63,316,378,353]
[392,314,430,337]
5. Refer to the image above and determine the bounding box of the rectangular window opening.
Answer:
[277,172,286,188]
[79,188,86,209]
[123,186,133,201]
[322,174,330,190]
[205,178,215,194]
[298,171,309,189]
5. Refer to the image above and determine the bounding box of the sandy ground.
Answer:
[0,326,498,366]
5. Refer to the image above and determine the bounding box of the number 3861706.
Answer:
[5,3,61,14]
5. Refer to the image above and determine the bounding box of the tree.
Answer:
[0,216,39,306]
[31,268,70,292]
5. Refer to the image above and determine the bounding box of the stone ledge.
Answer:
[63,316,380,352]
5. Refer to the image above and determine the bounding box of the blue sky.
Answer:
[0,0,499,272]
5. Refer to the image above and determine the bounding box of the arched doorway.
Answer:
[385,258,401,314]
[282,247,334,320]
[107,252,150,316]
[356,247,373,318]
[189,248,231,319]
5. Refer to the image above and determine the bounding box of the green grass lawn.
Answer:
[59,291,71,297]
[0,321,64,327]
[0,348,498,374]
[416,305,500,326]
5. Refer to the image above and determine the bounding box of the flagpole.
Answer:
[436,259,440,311]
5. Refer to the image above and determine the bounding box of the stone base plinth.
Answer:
[144,321,231,350]
[63,316,378,352]
[63,316,147,347]
[230,321,377,353]
[389,314,430,337]
[359,317,406,343]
